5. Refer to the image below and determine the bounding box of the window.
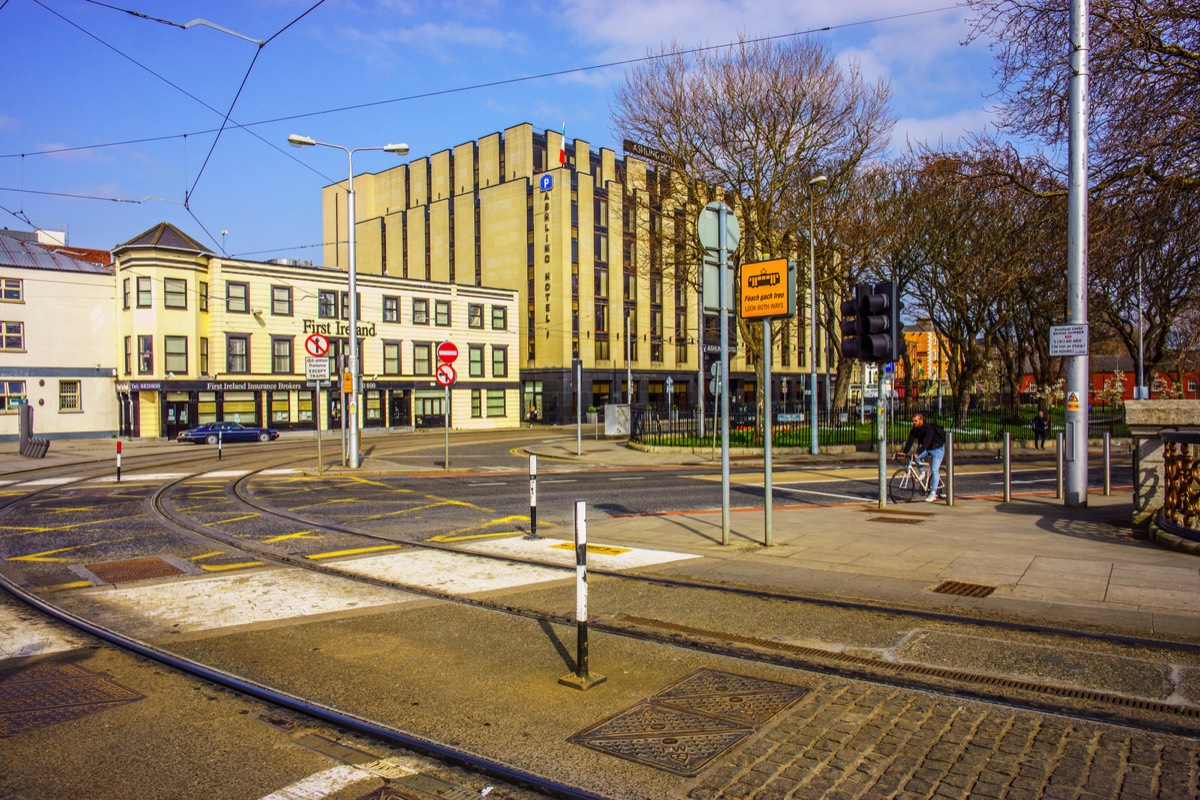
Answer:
[318,290,338,319]
[383,342,401,375]
[164,336,188,373]
[468,303,484,328]
[200,338,209,375]
[413,298,429,325]
[435,300,451,326]
[1,381,26,413]
[226,335,250,373]
[383,296,399,322]
[340,291,360,320]
[468,345,484,377]
[137,276,152,307]
[270,391,290,423]
[491,345,508,377]
[199,281,209,312]
[59,380,81,412]
[491,305,507,330]
[122,278,130,309]
[124,336,132,375]
[164,277,187,309]
[487,389,506,417]
[137,335,153,374]
[1,277,22,302]
[272,337,293,374]
[271,286,293,316]
[471,389,482,418]
[1,321,24,351]
[226,281,249,313]
[413,342,432,375]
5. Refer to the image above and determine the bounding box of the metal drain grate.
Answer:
[0,663,144,737]
[932,580,996,598]
[86,556,185,584]
[867,516,924,525]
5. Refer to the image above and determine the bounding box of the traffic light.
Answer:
[839,281,907,364]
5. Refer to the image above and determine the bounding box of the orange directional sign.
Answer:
[740,258,792,319]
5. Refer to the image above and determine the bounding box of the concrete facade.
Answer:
[322,123,830,423]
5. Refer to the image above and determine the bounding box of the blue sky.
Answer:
[0,0,1001,262]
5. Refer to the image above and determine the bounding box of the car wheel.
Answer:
[205,434,218,445]
[258,432,270,442]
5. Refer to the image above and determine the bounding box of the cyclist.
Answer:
[896,413,947,502]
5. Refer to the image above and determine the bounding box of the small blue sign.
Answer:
[539,174,553,192]
[884,362,895,374]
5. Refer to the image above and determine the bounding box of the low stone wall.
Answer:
[1126,400,1200,537]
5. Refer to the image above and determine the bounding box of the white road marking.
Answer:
[543,479,575,483]
[611,477,644,481]
[15,477,75,486]
[775,485,869,502]
[469,482,507,487]
[257,765,375,800]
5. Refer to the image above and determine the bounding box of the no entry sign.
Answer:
[437,341,458,363]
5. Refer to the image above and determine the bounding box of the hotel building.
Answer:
[321,122,831,423]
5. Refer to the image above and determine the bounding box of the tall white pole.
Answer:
[809,185,819,454]
[626,310,632,403]
[346,155,361,469]
[1137,254,1145,398]
[719,204,731,546]
[1064,0,1090,507]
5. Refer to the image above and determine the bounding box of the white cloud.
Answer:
[0,115,18,133]
[326,20,526,66]
[891,107,997,152]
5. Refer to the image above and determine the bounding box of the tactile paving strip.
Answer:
[0,662,144,737]
[85,556,185,584]
[570,668,810,776]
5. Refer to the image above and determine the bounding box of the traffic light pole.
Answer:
[718,205,731,547]
[877,369,887,509]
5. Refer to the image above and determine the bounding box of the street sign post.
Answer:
[435,363,457,387]
[304,357,329,382]
[739,258,794,319]
[304,333,330,358]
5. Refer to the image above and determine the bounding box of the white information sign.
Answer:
[305,356,330,381]
[1049,324,1089,357]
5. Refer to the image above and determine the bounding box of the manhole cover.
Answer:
[86,556,185,584]
[932,580,996,598]
[570,669,809,776]
[1,662,144,737]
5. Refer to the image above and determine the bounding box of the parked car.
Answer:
[177,421,279,445]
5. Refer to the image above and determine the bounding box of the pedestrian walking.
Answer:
[527,404,537,428]
[1031,409,1048,450]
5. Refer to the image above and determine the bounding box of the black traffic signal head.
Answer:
[840,281,907,363]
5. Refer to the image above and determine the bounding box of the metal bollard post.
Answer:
[559,500,606,691]
[1103,431,1112,496]
[1002,431,1011,503]
[1055,432,1064,499]
[116,441,122,483]
[525,454,539,540]
[946,430,955,507]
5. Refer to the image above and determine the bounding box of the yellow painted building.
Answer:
[113,223,520,438]
[323,123,830,422]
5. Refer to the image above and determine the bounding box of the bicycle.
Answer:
[888,454,948,504]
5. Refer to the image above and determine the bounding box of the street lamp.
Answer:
[288,134,410,469]
[807,174,827,455]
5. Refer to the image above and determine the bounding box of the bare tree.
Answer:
[964,0,1200,194]
[611,35,892,420]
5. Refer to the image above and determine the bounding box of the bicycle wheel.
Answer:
[889,467,918,504]
[935,466,949,498]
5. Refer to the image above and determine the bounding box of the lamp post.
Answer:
[288,134,409,469]
[807,174,827,454]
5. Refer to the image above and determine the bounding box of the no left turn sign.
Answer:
[435,363,457,387]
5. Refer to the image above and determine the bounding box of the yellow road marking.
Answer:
[40,507,102,513]
[7,536,134,562]
[0,513,144,533]
[207,514,260,525]
[39,580,95,591]
[262,530,318,543]
[307,544,404,560]
[550,542,630,556]
[360,498,490,521]
[429,515,543,542]
[289,498,358,510]
[199,562,264,572]
[188,552,225,561]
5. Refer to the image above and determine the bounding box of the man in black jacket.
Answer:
[896,413,946,502]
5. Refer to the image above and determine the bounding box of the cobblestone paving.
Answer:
[688,682,1200,800]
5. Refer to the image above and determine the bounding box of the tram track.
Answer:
[135,461,1200,738]
[5,447,1199,799]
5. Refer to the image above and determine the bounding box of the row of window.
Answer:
[120,275,509,330]
[0,380,80,413]
[122,334,511,379]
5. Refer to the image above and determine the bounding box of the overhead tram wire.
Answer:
[5,3,960,164]
[24,0,335,185]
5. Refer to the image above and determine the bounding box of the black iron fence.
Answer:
[631,402,1129,449]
